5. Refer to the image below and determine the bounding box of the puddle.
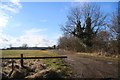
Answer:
[67,58,74,61]
[107,62,112,64]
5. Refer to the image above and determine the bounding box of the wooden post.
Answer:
[8,60,14,77]
[12,60,14,70]
[20,54,24,67]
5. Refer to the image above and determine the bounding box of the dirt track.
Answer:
[55,50,119,78]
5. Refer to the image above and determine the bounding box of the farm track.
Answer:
[54,50,119,78]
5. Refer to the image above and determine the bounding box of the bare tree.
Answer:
[9,44,12,48]
[21,43,28,49]
[92,30,110,53]
[58,34,86,52]
[110,11,119,37]
[61,3,107,49]
[109,4,120,54]
[118,2,120,54]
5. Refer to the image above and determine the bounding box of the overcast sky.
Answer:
[0,0,118,49]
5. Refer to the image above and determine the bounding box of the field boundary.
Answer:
[1,56,67,59]
[1,54,67,68]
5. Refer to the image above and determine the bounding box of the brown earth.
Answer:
[55,50,119,78]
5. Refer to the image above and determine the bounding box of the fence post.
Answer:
[20,54,24,67]
[8,60,14,77]
[12,60,14,70]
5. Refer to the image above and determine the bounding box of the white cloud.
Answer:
[19,34,52,47]
[0,0,22,48]
[0,28,56,48]
[18,28,52,47]
[11,0,21,6]
[24,28,47,35]
[0,13,9,30]
[0,32,12,48]
[0,1,57,49]
[0,0,22,31]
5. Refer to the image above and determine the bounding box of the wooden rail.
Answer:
[2,53,67,77]
[1,56,67,59]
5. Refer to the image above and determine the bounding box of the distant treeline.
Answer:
[2,47,55,50]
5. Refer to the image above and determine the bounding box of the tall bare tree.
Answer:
[21,43,28,49]
[118,2,120,54]
[109,3,120,54]
[61,3,107,49]
[110,12,119,37]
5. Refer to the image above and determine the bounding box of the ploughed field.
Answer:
[1,50,72,79]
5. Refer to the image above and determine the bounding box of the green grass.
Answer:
[2,50,57,57]
[2,50,72,78]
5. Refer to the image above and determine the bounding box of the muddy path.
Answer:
[53,50,119,78]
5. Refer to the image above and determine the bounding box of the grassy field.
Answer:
[2,50,58,57]
[2,50,72,78]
